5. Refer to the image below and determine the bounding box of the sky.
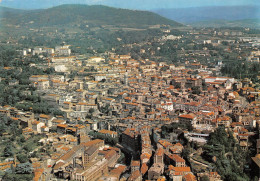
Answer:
[0,0,259,10]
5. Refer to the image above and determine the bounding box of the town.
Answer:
[0,28,259,181]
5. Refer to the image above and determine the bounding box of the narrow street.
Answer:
[189,152,211,169]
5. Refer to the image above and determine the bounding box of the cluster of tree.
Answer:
[3,145,29,163]
[117,152,125,163]
[202,126,251,181]
[88,131,118,146]
[15,102,64,116]
[0,114,45,181]
[221,61,260,83]
[15,25,166,56]
[0,45,64,116]
[2,163,33,181]
[191,86,201,95]
[161,122,193,138]
[121,36,224,64]
[0,114,42,150]
[99,104,112,115]
[0,115,21,137]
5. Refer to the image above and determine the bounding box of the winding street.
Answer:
[189,151,211,169]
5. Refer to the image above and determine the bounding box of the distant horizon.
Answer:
[0,0,259,10]
[0,3,259,11]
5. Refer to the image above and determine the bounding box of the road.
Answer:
[189,152,211,168]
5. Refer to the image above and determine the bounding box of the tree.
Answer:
[201,175,210,181]
[30,151,39,158]
[15,163,33,174]
[191,86,201,95]
[17,154,28,163]
[89,108,95,114]
[19,135,26,143]
[118,152,125,163]
[160,66,168,72]
[23,143,33,152]
[202,126,250,181]
[182,142,191,160]
[4,145,13,157]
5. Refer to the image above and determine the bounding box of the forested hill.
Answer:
[0,6,26,14]
[0,6,26,22]
[0,4,182,28]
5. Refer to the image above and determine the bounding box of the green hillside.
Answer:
[0,6,26,14]
[1,4,182,28]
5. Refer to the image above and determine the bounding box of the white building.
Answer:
[55,45,71,56]
[95,74,107,81]
[161,102,174,111]
[55,65,68,72]
[51,56,76,63]
[32,121,45,133]
[43,48,55,54]
[88,57,105,63]
[32,47,43,55]
[204,77,235,84]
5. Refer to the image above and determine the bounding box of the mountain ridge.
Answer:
[0,4,183,28]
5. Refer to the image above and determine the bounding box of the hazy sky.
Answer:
[0,0,260,10]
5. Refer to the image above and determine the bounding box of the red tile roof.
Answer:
[141,163,148,175]
[179,114,195,119]
[131,160,140,167]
